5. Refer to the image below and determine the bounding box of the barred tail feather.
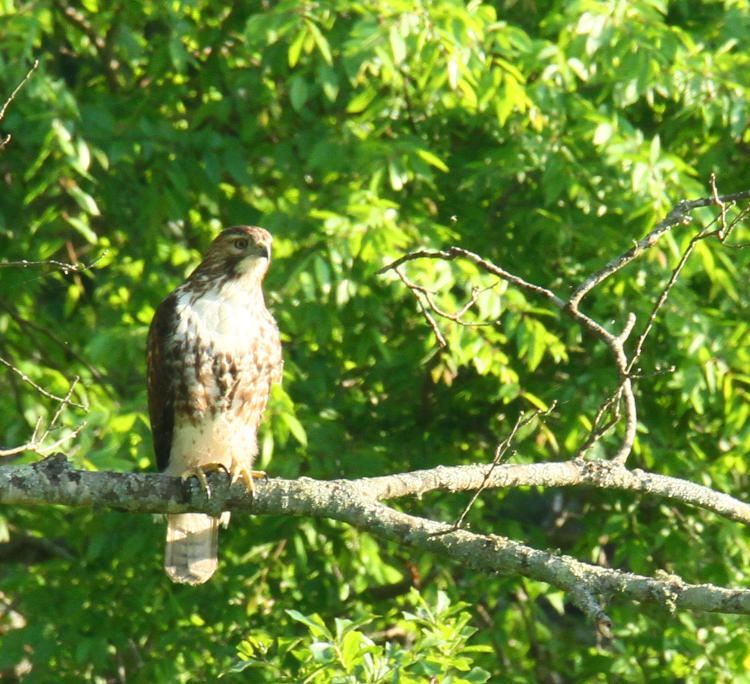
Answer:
[165,513,219,585]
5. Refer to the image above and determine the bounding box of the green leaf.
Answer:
[66,183,101,216]
[649,134,661,165]
[281,412,308,446]
[593,122,613,146]
[389,24,407,65]
[305,19,332,65]
[463,666,492,683]
[346,88,378,113]
[286,610,329,639]
[416,148,449,172]
[318,64,339,102]
[340,630,364,670]
[64,214,98,243]
[288,26,307,67]
[309,640,336,664]
[289,76,309,111]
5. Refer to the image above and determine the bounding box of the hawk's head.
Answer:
[189,226,274,288]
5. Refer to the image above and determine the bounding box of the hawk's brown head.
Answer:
[188,226,274,288]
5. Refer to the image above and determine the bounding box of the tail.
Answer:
[165,513,220,585]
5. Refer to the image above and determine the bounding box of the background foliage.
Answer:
[1,0,750,680]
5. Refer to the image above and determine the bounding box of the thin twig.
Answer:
[393,266,502,349]
[451,406,553,530]
[627,223,713,374]
[0,302,110,389]
[0,60,39,124]
[0,251,108,272]
[0,420,88,458]
[710,174,728,240]
[0,356,87,409]
[716,204,750,248]
[380,247,567,310]
[568,586,613,639]
[568,189,750,309]
[0,60,39,150]
[394,268,448,349]
[574,388,623,459]
[0,377,87,457]
[623,187,749,380]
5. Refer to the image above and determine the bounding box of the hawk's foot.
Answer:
[229,466,266,496]
[181,462,229,498]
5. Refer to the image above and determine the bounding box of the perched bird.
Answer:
[146,226,282,584]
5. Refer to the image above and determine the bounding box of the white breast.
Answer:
[174,286,266,352]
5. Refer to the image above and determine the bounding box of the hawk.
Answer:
[146,226,282,584]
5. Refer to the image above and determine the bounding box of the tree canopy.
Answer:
[1,0,750,681]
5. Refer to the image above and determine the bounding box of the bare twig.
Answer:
[0,357,87,409]
[710,174,728,239]
[392,265,505,349]
[0,60,39,150]
[452,406,552,530]
[568,586,613,640]
[627,222,714,374]
[0,302,111,389]
[56,0,105,49]
[51,0,122,91]
[395,267,500,328]
[0,376,87,457]
[379,247,567,310]
[394,266,447,347]
[0,251,108,273]
[627,180,750,373]
[574,387,623,459]
[716,204,750,248]
[0,60,39,123]
[568,188,750,309]
[0,419,88,458]
[380,187,750,467]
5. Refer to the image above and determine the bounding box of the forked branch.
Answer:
[3,455,750,617]
[379,185,750,466]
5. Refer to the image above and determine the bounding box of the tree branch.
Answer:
[0,60,39,150]
[567,188,750,308]
[378,186,750,467]
[4,455,750,618]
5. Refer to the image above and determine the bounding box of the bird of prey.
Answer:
[146,226,282,584]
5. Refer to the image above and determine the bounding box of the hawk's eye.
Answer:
[233,238,249,250]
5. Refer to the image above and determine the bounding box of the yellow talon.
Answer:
[230,467,266,495]
[181,463,228,498]
[181,464,265,497]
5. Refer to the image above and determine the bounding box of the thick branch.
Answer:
[3,455,750,617]
[359,460,750,525]
[7,455,749,525]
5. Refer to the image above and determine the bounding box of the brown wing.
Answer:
[146,292,178,472]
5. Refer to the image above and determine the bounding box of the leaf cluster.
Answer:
[231,590,490,683]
